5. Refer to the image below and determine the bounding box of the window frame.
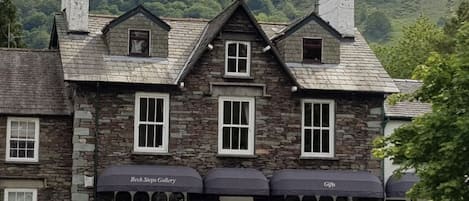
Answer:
[225,41,251,77]
[302,38,323,64]
[4,188,37,201]
[5,117,40,163]
[133,92,170,154]
[301,99,335,158]
[218,96,255,156]
[128,29,152,57]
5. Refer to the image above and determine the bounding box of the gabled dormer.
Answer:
[102,5,171,58]
[272,11,342,65]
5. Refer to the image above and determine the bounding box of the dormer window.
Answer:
[225,41,251,77]
[303,38,322,63]
[129,30,150,57]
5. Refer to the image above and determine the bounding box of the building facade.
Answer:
[0,0,403,201]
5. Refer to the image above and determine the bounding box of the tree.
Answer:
[363,11,392,42]
[440,0,469,54]
[374,16,445,78]
[0,0,25,48]
[373,23,469,200]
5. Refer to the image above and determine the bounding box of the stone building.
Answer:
[1,0,404,201]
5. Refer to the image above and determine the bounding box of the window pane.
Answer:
[238,59,247,73]
[303,38,322,62]
[18,122,28,139]
[223,101,232,124]
[319,197,333,201]
[147,125,155,147]
[8,192,16,201]
[27,122,36,139]
[129,30,150,56]
[232,127,240,149]
[241,102,249,125]
[240,128,249,150]
[156,125,163,147]
[304,129,312,153]
[139,125,146,147]
[140,98,148,121]
[233,102,240,124]
[239,43,247,57]
[322,104,330,127]
[27,141,34,149]
[25,192,33,201]
[322,130,330,153]
[313,104,321,127]
[223,127,231,149]
[313,129,320,152]
[169,192,185,201]
[19,150,26,158]
[304,103,312,127]
[116,192,132,201]
[10,149,17,157]
[27,150,34,158]
[19,141,26,148]
[156,98,164,122]
[228,59,237,72]
[10,141,18,148]
[152,192,168,201]
[148,98,156,122]
[228,43,237,56]
[135,192,150,201]
[10,121,19,138]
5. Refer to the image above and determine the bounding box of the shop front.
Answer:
[204,168,270,201]
[385,173,419,201]
[97,165,204,201]
[270,170,384,201]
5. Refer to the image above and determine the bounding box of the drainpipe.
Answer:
[94,82,101,201]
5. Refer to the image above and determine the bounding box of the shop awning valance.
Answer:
[270,169,383,198]
[204,168,269,196]
[386,173,419,198]
[97,165,203,193]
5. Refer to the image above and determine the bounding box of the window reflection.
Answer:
[152,192,168,201]
[134,192,149,201]
[169,193,185,201]
[116,192,131,201]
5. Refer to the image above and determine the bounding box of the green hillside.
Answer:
[10,0,462,49]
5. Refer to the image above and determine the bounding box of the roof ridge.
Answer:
[393,79,422,83]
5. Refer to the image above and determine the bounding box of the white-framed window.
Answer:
[301,99,335,158]
[218,97,255,155]
[4,189,37,201]
[5,117,39,162]
[225,41,251,77]
[134,92,170,153]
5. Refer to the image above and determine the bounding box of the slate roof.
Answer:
[54,6,398,93]
[384,79,432,118]
[0,49,71,115]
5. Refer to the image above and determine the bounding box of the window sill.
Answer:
[4,160,40,165]
[217,154,257,158]
[223,75,254,80]
[299,156,339,160]
[132,151,171,156]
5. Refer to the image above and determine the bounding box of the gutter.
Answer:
[94,82,101,201]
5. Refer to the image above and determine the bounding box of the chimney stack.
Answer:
[62,0,89,33]
[318,0,355,37]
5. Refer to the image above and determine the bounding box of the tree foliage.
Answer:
[373,16,445,78]
[363,11,392,42]
[0,0,25,48]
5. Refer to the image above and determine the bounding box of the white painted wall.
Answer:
[384,120,409,182]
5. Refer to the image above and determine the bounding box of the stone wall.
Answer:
[276,19,341,64]
[104,13,169,58]
[0,116,73,201]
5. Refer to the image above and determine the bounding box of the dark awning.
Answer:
[204,168,269,196]
[386,173,419,198]
[270,169,383,198]
[97,165,203,193]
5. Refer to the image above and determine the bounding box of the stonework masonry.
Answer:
[0,116,73,201]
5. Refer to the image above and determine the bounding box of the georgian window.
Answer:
[218,97,255,155]
[301,99,335,158]
[303,38,322,63]
[225,41,251,77]
[5,118,39,162]
[129,30,150,57]
[134,92,169,153]
[4,189,37,201]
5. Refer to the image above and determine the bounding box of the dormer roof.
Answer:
[102,5,171,34]
[271,9,343,41]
